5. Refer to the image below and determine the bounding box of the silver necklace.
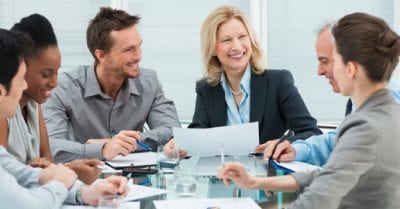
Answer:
[230,89,242,96]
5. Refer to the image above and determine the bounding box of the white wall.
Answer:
[266,0,395,122]
[1,0,397,123]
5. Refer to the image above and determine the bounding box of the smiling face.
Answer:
[215,18,252,75]
[316,28,340,93]
[332,47,353,96]
[24,46,60,104]
[100,25,142,79]
[0,61,28,119]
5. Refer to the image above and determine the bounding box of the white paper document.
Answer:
[153,197,261,209]
[174,122,259,155]
[272,160,322,173]
[106,152,157,168]
[125,183,169,201]
[62,202,139,209]
[98,163,122,174]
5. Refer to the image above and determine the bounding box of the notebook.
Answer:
[195,155,268,177]
[105,152,157,169]
[269,160,322,173]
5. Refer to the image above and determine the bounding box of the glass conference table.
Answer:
[104,155,297,209]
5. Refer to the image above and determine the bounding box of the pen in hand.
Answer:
[220,142,225,167]
[136,140,152,151]
[269,130,291,161]
[113,130,152,151]
[129,131,152,151]
[127,130,151,151]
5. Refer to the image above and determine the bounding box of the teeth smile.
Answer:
[229,53,244,58]
[127,63,138,68]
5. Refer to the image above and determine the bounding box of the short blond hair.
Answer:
[200,5,265,86]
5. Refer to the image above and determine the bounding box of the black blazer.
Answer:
[188,69,322,144]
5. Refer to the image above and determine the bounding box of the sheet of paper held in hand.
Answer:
[174,122,259,155]
[153,197,261,209]
[106,152,157,168]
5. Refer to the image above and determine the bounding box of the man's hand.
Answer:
[164,138,188,159]
[65,159,102,184]
[218,162,258,190]
[102,130,140,160]
[39,164,77,189]
[263,139,296,161]
[87,139,110,144]
[30,157,52,168]
[81,176,129,206]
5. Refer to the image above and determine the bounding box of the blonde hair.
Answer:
[200,5,265,86]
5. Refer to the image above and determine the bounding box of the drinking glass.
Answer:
[174,168,197,197]
[232,155,257,198]
[233,155,257,176]
[97,195,126,209]
[157,145,179,174]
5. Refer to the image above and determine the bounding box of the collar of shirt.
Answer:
[84,64,140,98]
[220,65,251,125]
[388,78,400,104]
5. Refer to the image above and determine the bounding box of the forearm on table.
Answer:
[253,175,299,192]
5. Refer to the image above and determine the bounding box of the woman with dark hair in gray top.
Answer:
[219,12,400,209]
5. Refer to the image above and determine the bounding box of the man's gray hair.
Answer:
[313,17,338,35]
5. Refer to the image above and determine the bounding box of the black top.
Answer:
[188,69,322,144]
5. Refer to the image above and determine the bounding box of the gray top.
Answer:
[6,100,40,164]
[42,64,180,162]
[0,146,80,208]
[290,89,400,209]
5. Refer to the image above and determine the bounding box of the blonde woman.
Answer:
[189,6,321,150]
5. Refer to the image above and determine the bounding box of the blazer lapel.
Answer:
[209,84,227,127]
[250,71,268,125]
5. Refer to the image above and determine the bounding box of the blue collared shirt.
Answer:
[293,78,400,166]
[220,66,251,125]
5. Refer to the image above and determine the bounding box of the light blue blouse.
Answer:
[220,65,251,125]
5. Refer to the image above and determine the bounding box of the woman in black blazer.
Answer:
[188,5,321,152]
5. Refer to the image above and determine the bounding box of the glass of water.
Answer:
[232,155,257,198]
[97,195,126,209]
[174,168,197,197]
[233,155,257,176]
[157,145,179,174]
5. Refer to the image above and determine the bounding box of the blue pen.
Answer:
[113,130,151,151]
[136,140,152,151]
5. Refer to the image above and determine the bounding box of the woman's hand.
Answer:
[218,162,259,190]
[30,157,52,168]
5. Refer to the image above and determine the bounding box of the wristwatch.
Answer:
[75,185,85,205]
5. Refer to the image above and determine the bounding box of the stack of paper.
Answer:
[62,202,139,209]
[270,160,322,173]
[153,197,261,209]
[125,181,169,201]
[106,152,157,168]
